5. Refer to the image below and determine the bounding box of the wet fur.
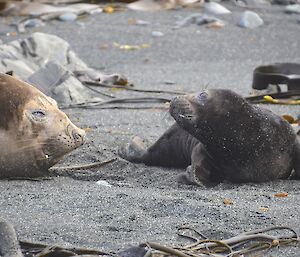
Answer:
[119,89,300,185]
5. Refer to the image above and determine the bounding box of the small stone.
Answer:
[204,2,231,15]
[0,29,12,36]
[164,80,175,85]
[238,11,264,28]
[174,13,224,29]
[96,180,112,187]
[128,19,150,25]
[24,19,45,28]
[206,20,225,29]
[285,4,300,14]
[272,0,298,5]
[236,0,271,6]
[137,19,150,25]
[151,31,164,37]
[89,8,103,14]
[58,12,78,22]
[16,18,45,33]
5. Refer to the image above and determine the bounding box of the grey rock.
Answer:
[0,32,127,106]
[285,4,300,13]
[23,18,45,28]
[234,0,271,6]
[27,61,95,106]
[151,31,164,37]
[58,12,78,21]
[204,2,231,15]
[16,18,45,33]
[135,19,150,25]
[0,32,86,73]
[174,13,224,29]
[238,10,264,28]
[1,59,36,78]
[272,0,299,5]
[75,69,128,86]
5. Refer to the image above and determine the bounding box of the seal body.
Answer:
[0,73,86,178]
[119,89,300,185]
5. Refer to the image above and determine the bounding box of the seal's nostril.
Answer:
[72,130,85,144]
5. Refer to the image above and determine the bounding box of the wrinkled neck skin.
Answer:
[0,126,51,178]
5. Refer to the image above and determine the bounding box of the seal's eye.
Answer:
[31,110,46,121]
[196,92,208,105]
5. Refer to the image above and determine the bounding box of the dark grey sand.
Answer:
[0,3,300,256]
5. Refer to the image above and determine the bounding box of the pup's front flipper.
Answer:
[118,136,148,163]
[178,143,221,187]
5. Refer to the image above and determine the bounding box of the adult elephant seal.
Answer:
[119,89,300,185]
[0,73,86,178]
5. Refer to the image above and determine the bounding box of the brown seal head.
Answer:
[0,73,86,178]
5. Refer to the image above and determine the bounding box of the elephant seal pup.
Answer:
[0,73,86,178]
[119,89,300,185]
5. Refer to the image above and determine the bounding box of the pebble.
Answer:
[238,11,264,28]
[17,18,45,33]
[164,80,176,85]
[89,8,103,14]
[58,12,78,22]
[174,13,224,29]
[151,31,164,37]
[285,4,300,14]
[204,2,231,15]
[96,180,112,187]
[0,29,13,36]
[272,0,298,5]
[136,19,150,25]
[235,0,271,6]
[23,19,45,28]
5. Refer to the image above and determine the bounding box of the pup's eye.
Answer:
[196,92,208,104]
[31,110,46,121]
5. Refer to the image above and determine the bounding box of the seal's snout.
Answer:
[72,129,86,146]
[169,95,192,120]
[169,96,184,121]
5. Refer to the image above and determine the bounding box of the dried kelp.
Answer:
[0,222,298,257]
[145,226,299,257]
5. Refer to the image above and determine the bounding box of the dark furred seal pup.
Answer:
[119,89,300,185]
[0,73,86,178]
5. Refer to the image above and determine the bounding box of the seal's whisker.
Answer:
[12,145,40,152]
[161,109,170,121]
[15,136,49,143]
[12,141,51,152]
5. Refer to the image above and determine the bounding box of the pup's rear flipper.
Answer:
[118,123,198,167]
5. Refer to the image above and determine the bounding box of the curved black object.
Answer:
[252,63,300,91]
